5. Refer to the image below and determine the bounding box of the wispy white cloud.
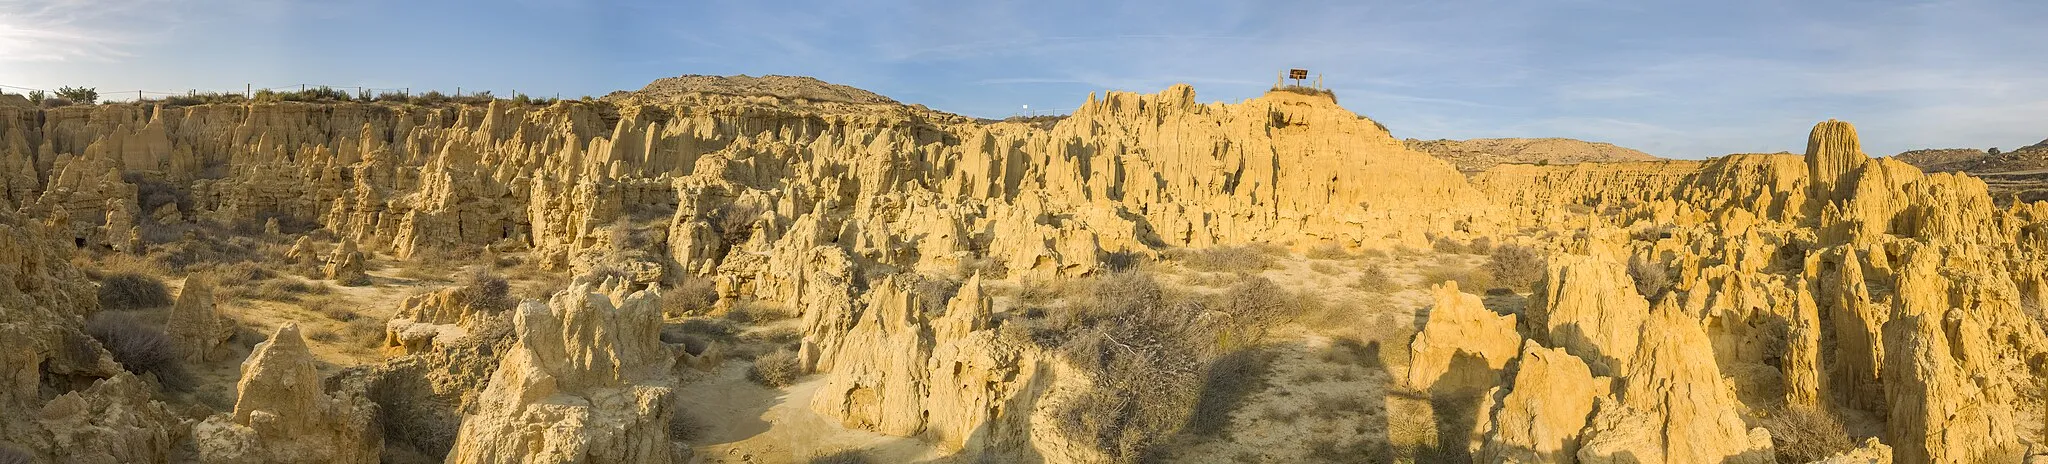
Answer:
[0,0,149,62]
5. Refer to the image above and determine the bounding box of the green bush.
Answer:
[54,86,97,104]
[99,273,174,310]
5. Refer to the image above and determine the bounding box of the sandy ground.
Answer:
[678,363,943,463]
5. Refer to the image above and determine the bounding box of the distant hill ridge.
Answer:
[1404,137,1661,172]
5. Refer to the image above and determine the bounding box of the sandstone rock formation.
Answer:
[3,76,2046,463]
[445,279,680,464]
[1406,281,1521,390]
[166,275,235,362]
[194,323,380,464]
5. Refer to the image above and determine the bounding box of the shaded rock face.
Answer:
[445,279,679,464]
[194,324,380,464]
[166,276,235,362]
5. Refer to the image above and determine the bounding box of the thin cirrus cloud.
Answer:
[1,0,2043,159]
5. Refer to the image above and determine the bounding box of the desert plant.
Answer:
[98,272,174,310]
[1484,244,1546,292]
[1757,406,1853,463]
[54,86,97,104]
[1305,242,1352,260]
[1174,245,1278,273]
[1350,264,1401,293]
[39,96,72,108]
[1431,237,1470,255]
[662,277,718,317]
[85,312,190,390]
[1628,257,1671,300]
[723,301,791,324]
[25,90,46,104]
[749,348,801,387]
[808,450,871,464]
[456,268,514,312]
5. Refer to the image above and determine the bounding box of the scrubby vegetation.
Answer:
[1757,406,1853,463]
[662,277,718,317]
[1484,244,1546,292]
[1173,245,1280,273]
[98,272,174,310]
[997,270,1324,462]
[85,312,191,391]
[1350,264,1401,293]
[455,269,514,312]
[750,348,802,387]
[1629,257,1671,300]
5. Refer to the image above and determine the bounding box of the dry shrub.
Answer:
[99,273,174,310]
[1431,237,1470,255]
[1309,262,1342,275]
[85,312,190,391]
[1421,263,1493,293]
[1758,406,1853,463]
[1051,272,1219,462]
[808,450,872,464]
[1468,237,1495,255]
[1628,257,1670,300]
[1483,245,1545,292]
[749,348,801,387]
[662,277,718,317]
[455,268,514,312]
[1350,264,1401,293]
[723,301,791,324]
[1305,242,1352,260]
[245,278,329,302]
[1174,245,1278,273]
[1215,277,1303,333]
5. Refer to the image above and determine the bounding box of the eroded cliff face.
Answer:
[1429,118,2048,463]
[3,82,2046,463]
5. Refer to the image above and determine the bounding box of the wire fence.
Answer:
[0,82,561,103]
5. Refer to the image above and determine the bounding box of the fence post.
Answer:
[246,84,251,99]
[301,84,306,92]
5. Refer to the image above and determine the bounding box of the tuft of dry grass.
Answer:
[1349,264,1401,293]
[1421,262,1493,293]
[1305,242,1353,260]
[86,312,191,391]
[98,273,174,310]
[1483,245,1545,293]
[1757,406,1854,463]
[749,348,802,387]
[1172,245,1281,273]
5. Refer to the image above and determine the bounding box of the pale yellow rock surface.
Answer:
[194,323,380,464]
[444,279,680,464]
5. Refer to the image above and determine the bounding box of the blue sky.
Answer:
[2,0,2043,158]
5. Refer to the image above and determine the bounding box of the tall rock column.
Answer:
[1805,119,1865,206]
